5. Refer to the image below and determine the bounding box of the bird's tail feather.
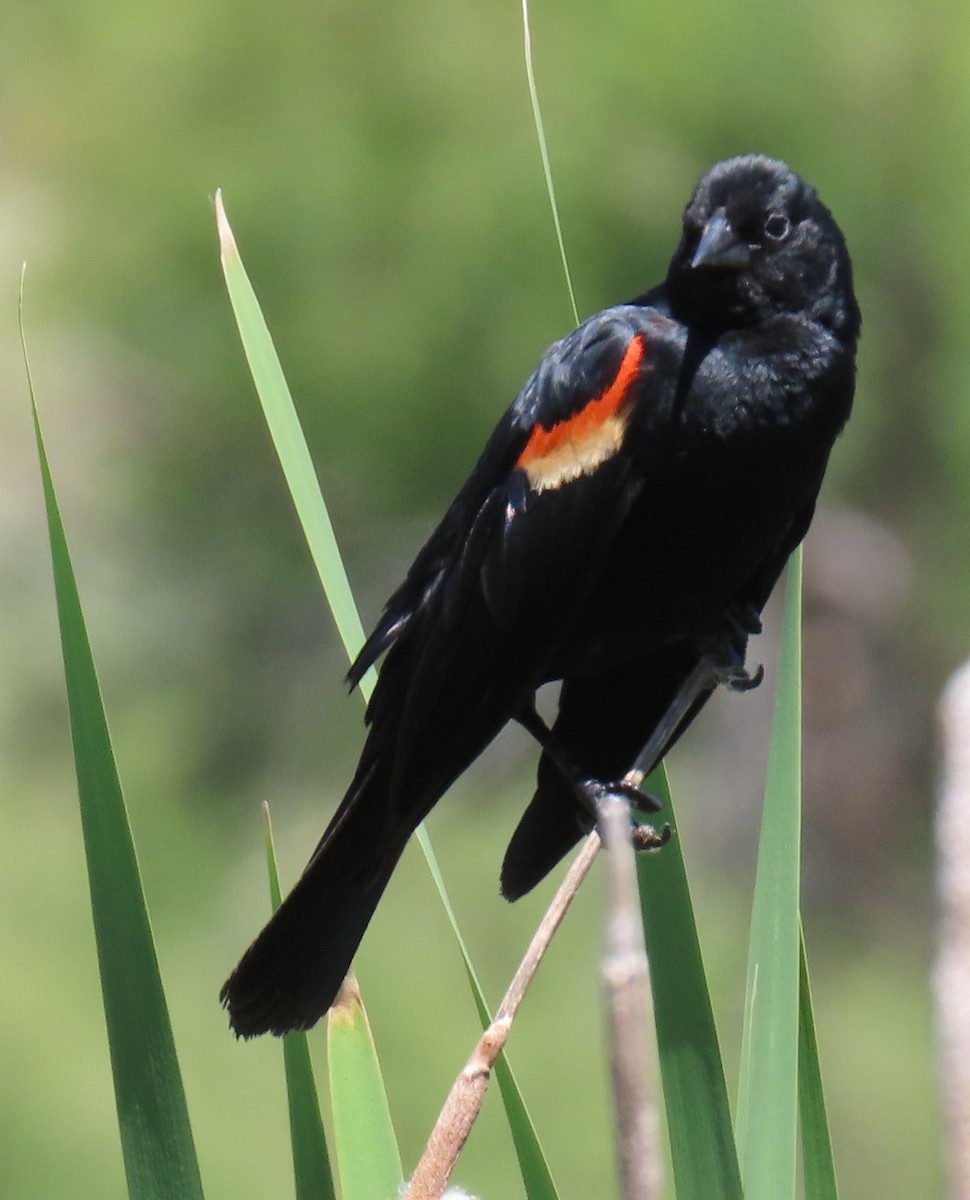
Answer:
[220,769,412,1038]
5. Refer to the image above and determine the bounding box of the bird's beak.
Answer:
[690,208,751,269]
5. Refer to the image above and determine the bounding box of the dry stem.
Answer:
[598,792,662,1200]
[404,831,602,1200]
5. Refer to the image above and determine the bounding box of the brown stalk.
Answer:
[404,831,602,1200]
[598,792,662,1200]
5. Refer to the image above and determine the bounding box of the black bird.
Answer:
[222,155,860,1037]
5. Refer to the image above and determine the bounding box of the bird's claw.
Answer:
[631,822,672,851]
[725,661,764,692]
[700,604,765,693]
[580,776,663,817]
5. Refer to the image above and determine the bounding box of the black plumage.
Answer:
[221,154,860,1037]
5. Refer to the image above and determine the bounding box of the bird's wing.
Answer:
[348,306,682,809]
[348,305,675,686]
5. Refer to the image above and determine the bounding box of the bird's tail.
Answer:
[220,765,413,1038]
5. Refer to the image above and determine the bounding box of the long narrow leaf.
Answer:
[797,924,839,1200]
[637,768,744,1200]
[216,196,559,1200]
[26,335,204,1199]
[327,987,404,1200]
[215,192,374,692]
[736,551,804,1199]
[263,807,337,1200]
[521,0,578,326]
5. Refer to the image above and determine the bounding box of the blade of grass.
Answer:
[327,984,404,1200]
[521,0,579,326]
[216,196,560,1200]
[735,550,804,1200]
[214,193,374,694]
[637,767,744,1200]
[24,285,205,1200]
[263,805,337,1200]
[797,923,839,1200]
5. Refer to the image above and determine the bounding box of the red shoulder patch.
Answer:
[516,335,645,491]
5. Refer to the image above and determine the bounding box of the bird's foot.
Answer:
[724,660,764,692]
[515,702,663,819]
[631,822,672,851]
[701,603,765,693]
[577,775,662,818]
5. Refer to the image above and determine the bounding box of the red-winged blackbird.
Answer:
[222,155,860,1037]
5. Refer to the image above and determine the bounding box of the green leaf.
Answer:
[797,924,840,1200]
[637,767,744,1200]
[327,987,403,1200]
[520,0,579,326]
[216,196,560,1200]
[215,191,374,694]
[263,807,337,1200]
[26,337,205,1199]
[736,551,804,1200]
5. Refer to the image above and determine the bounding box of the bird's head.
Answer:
[665,155,859,341]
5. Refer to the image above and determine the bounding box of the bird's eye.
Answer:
[764,212,790,242]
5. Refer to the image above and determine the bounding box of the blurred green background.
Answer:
[3,0,964,1194]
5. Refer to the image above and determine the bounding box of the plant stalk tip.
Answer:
[214,189,237,261]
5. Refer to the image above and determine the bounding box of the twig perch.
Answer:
[405,832,602,1200]
[406,798,666,1200]
[598,793,662,1200]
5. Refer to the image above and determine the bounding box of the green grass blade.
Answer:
[25,335,205,1199]
[215,192,375,695]
[491,1067,560,1200]
[637,766,744,1200]
[521,0,579,326]
[327,988,403,1200]
[216,197,559,1200]
[797,924,839,1200]
[263,807,337,1200]
[736,550,803,1200]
